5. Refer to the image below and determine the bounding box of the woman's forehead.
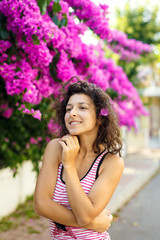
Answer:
[67,93,94,105]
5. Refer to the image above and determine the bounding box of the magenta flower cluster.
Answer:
[0,0,151,130]
[65,0,112,41]
[108,30,152,61]
[18,104,42,121]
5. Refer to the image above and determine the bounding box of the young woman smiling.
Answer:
[34,79,124,239]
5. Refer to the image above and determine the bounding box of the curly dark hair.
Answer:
[55,77,122,156]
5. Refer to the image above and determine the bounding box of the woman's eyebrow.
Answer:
[66,102,90,106]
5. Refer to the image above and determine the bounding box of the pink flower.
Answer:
[11,55,17,61]
[100,108,108,116]
[37,136,42,141]
[33,110,42,121]
[46,136,50,143]
[25,143,30,149]
[0,103,8,109]
[31,108,35,114]
[47,119,61,136]
[2,108,13,118]
[22,109,31,114]
[30,137,37,144]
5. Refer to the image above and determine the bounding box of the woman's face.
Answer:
[64,93,99,136]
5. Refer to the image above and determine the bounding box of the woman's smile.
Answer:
[69,121,82,125]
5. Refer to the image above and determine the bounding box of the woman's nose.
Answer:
[70,107,77,116]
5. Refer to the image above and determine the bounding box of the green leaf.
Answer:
[106,88,118,100]
[52,2,61,13]
[32,34,40,45]
[0,14,10,40]
[52,15,59,26]
[59,14,68,28]
[22,35,27,42]
[0,28,10,40]
[59,18,68,28]
[43,37,47,43]
[37,0,48,15]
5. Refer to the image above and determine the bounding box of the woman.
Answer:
[34,79,124,239]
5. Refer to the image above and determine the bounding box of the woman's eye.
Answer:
[66,108,71,112]
[80,106,87,110]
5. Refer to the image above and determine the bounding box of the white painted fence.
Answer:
[0,161,37,219]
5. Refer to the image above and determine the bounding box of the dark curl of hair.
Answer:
[55,77,122,157]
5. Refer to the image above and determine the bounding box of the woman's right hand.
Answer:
[86,209,113,233]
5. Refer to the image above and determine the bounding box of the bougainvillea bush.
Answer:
[0,0,151,173]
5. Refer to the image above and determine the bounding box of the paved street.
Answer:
[108,172,160,240]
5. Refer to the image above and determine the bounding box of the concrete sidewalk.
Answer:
[107,148,160,214]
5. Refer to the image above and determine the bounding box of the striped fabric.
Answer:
[49,149,110,240]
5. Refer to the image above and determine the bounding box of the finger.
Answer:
[62,135,77,148]
[59,140,68,150]
[60,136,71,147]
[65,136,75,148]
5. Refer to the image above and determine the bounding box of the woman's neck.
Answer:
[77,130,101,156]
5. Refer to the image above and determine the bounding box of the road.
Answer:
[108,172,160,240]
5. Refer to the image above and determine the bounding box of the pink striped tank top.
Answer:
[49,149,110,240]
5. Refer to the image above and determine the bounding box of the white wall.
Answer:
[0,161,37,219]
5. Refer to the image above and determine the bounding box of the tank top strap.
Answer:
[80,149,109,182]
[96,149,110,179]
[91,149,109,180]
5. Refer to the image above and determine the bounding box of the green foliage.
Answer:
[114,1,160,88]
[27,226,40,234]
[106,88,118,99]
[115,2,160,44]
[0,14,10,40]
[0,77,55,175]
[52,0,61,13]
[37,0,68,28]
[32,34,40,45]
[37,0,52,15]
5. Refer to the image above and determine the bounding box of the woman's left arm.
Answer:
[59,135,124,226]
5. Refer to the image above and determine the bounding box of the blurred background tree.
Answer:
[113,0,160,88]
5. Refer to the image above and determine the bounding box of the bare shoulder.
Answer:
[101,153,124,176]
[45,138,61,151]
[43,138,62,165]
[106,153,124,167]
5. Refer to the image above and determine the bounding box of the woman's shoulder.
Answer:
[103,152,124,171]
[44,138,62,164]
[47,138,61,146]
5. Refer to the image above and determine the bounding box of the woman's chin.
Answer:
[67,129,81,136]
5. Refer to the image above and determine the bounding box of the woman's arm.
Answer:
[59,135,124,226]
[34,139,79,226]
[34,139,112,232]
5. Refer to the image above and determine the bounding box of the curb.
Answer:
[106,156,160,213]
